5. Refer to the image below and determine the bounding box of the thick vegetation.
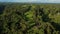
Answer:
[0,3,60,34]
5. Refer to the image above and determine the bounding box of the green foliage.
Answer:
[0,3,60,34]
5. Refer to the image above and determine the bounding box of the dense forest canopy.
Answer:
[0,3,60,34]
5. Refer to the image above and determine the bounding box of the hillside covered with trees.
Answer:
[0,3,60,34]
